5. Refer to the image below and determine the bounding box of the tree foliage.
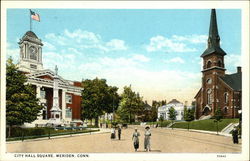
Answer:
[81,78,119,126]
[116,85,144,123]
[168,107,177,129]
[214,108,223,134]
[184,107,195,131]
[6,58,43,136]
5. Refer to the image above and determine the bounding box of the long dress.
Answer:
[144,130,151,151]
[232,129,238,144]
[111,128,116,139]
[132,132,140,150]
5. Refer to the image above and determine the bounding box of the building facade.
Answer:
[17,31,83,127]
[194,9,242,119]
[158,99,185,121]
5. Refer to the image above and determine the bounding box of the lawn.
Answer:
[6,127,99,142]
[171,119,239,132]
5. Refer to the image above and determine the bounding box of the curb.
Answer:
[6,129,110,144]
[164,127,232,137]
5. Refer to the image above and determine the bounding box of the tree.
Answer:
[6,58,43,137]
[81,78,119,127]
[214,108,223,134]
[159,115,164,128]
[184,108,195,131]
[116,85,144,123]
[168,107,177,130]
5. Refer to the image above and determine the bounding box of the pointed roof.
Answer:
[201,9,226,57]
[220,72,242,91]
[167,99,181,104]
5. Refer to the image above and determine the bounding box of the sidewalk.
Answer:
[164,127,232,137]
[6,128,110,144]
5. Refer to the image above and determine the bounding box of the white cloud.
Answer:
[43,41,56,50]
[77,56,200,104]
[131,54,150,62]
[44,29,128,53]
[6,43,19,63]
[172,35,207,44]
[146,35,197,53]
[165,57,185,64]
[225,54,241,68]
[106,39,128,51]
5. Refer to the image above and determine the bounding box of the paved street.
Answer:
[7,126,241,153]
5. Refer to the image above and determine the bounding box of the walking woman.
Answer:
[132,128,140,152]
[144,126,151,152]
[111,127,116,139]
[232,126,239,144]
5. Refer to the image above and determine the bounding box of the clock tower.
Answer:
[17,31,43,72]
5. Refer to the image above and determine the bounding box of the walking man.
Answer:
[132,128,140,152]
[118,126,122,140]
[232,126,239,144]
[144,126,151,152]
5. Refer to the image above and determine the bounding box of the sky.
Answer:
[6,9,242,105]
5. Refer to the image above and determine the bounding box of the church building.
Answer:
[17,30,83,127]
[194,9,242,119]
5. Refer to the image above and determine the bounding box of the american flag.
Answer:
[30,9,40,22]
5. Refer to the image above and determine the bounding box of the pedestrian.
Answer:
[118,126,122,140]
[132,128,140,152]
[144,126,151,152]
[111,127,116,139]
[232,126,239,144]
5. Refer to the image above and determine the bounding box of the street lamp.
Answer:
[238,109,242,138]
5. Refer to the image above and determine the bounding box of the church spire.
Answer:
[208,9,220,48]
[201,9,226,57]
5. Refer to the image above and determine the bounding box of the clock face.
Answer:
[29,46,38,60]
[29,46,37,54]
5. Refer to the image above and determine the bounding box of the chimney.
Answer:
[237,66,241,73]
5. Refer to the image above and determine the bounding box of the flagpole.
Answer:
[29,9,32,31]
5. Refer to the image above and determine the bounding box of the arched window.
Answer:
[224,107,228,114]
[207,61,212,68]
[224,92,228,104]
[207,89,212,105]
[218,60,222,67]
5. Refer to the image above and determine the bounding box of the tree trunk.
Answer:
[216,121,218,135]
[188,122,189,131]
[172,120,173,130]
[95,117,99,127]
[8,125,11,138]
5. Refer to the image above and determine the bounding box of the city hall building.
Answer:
[17,30,83,127]
[194,9,242,119]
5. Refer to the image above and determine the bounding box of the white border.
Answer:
[1,1,249,161]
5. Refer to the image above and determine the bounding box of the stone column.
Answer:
[62,89,66,120]
[36,85,42,120]
[36,85,41,99]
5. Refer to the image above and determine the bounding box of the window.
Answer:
[207,61,212,68]
[206,78,212,84]
[224,107,228,114]
[30,64,37,69]
[224,92,228,104]
[207,89,212,105]
[40,90,46,99]
[66,107,72,118]
[218,60,222,67]
[66,94,72,104]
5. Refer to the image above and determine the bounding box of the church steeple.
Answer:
[208,9,220,48]
[201,9,226,58]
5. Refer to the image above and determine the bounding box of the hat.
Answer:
[145,126,150,129]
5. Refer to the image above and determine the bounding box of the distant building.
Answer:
[158,99,185,121]
[194,9,242,119]
[17,31,83,127]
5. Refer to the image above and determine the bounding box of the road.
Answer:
[6,125,241,153]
